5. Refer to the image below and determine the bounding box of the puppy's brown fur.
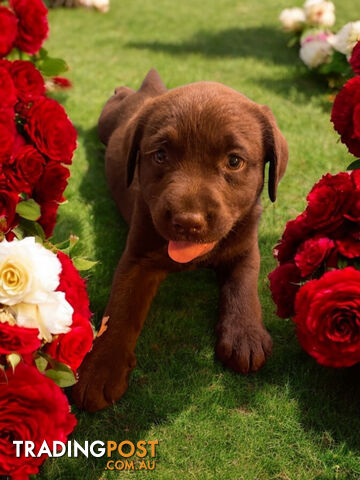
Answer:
[72,70,288,412]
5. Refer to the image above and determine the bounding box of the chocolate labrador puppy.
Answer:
[72,69,288,411]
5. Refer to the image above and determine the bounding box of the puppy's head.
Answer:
[125,83,288,263]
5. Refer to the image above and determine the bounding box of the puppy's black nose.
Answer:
[172,212,206,235]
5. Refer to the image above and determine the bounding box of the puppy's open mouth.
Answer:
[168,240,217,263]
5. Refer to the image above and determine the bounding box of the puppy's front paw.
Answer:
[72,342,136,412]
[216,322,272,374]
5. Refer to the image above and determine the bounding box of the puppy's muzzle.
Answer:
[172,212,206,236]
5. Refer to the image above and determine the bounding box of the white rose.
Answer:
[279,8,306,32]
[300,34,333,68]
[93,0,109,12]
[78,0,109,12]
[0,237,61,306]
[304,0,335,28]
[328,21,360,58]
[13,291,73,343]
[0,237,74,341]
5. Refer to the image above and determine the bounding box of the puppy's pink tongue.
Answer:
[168,240,216,263]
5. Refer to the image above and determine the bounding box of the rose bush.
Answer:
[0,4,94,479]
[0,58,75,238]
[270,170,360,367]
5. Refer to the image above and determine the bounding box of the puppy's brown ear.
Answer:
[261,106,288,202]
[125,114,145,187]
[126,71,167,187]
[139,69,167,96]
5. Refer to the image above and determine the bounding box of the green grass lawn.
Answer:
[38,0,360,478]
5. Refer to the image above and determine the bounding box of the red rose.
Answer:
[295,236,335,277]
[10,0,48,55]
[45,315,93,372]
[0,6,18,58]
[6,145,45,194]
[45,253,93,371]
[37,201,58,237]
[352,168,360,189]
[336,231,360,258]
[35,162,70,203]
[0,59,11,70]
[9,60,45,102]
[0,110,15,162]
[0,66,17,110]
[268,262,301,319]
[0,323,40,354]
[331,76,360,158]
[305,172,354,234]
[56,251,92,319]
[343,169,360,222]
[350,41,360,75]
[53,76,72,88]
[25,97,77,164]
[294,267,360,367]
[274,212,312,264]
[0,189,19,233]
[0,362,76,478]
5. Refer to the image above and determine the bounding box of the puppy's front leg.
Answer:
[72,255,166,411]
[215,244,272,374]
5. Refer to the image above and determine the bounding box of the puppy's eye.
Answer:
[154,149,167,164]
[227,154,244,170]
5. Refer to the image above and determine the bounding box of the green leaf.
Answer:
[16,199,41,221]
[7,353,21,372]
[347,159,360,171]
[287,35,300,48]
[37,56,68,77]
[39,47,49,59]
[39,352,73,373]
[45,368,76,388]
[72,257,98,271]
[318,51,350,76]
[35,356,48,372]
[15,217,46,241]
[338,256,349,269]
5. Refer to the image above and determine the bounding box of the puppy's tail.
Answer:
[98,69,167,146]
